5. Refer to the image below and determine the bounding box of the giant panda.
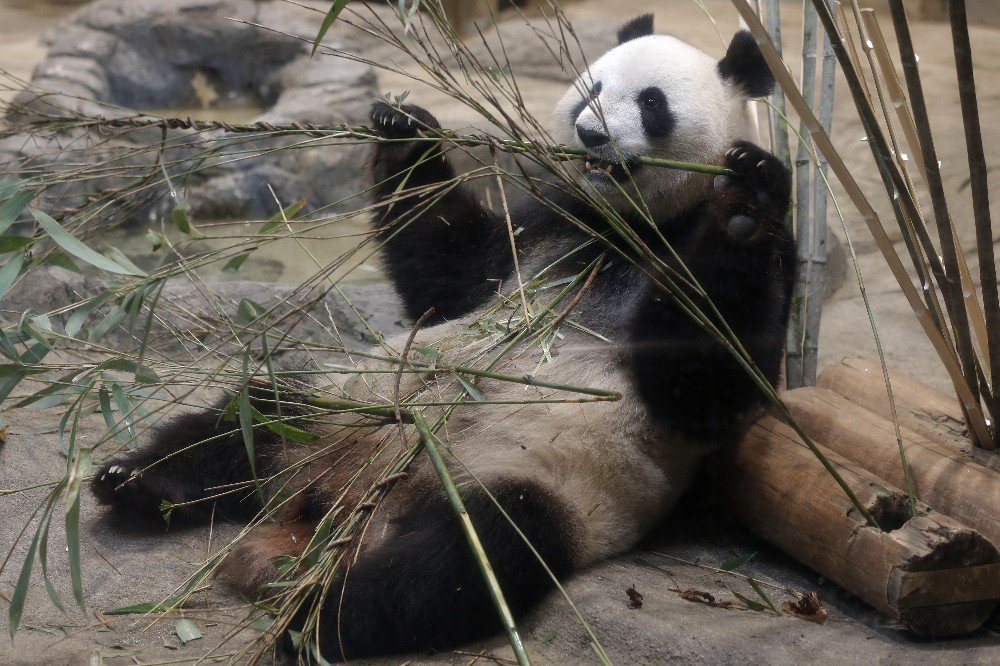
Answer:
[91,14,795,662]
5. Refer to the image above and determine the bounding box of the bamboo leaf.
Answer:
[732,590,768,612]
[175,618,202,644]
[8,520,42,637]
[170,207,204,238]
[456,374,486,402]
[223,252,251,272]
[65,448,92,610]
[250,405,318,442]
[0,235,34,254]
[0,252,25,302]
[720,552,756,572]
[65,291,113,338]
[236,298,267,324]
[111,383,138,450]
[312,0,351,55]
[31,209,145,276]
[259,197,307,234]
[0,188,38,235]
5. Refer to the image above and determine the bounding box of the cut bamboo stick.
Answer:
[782,384,1000,549]
[818,357,999,472]
[726,414,1000,636]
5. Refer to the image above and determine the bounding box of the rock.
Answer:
[4,0,379,222]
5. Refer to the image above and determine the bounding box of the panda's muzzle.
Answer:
[582,155,638,182]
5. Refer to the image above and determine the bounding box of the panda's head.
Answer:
[552,14,774,217]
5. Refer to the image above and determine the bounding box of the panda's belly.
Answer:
[348,327,709,567]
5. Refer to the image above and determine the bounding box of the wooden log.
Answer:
[784,384,1000,553]
[726,415,1000,636]
[818,356,998,471]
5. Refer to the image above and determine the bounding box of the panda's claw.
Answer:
[757,160,767,169]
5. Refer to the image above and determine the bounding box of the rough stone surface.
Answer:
[2,0,377,221]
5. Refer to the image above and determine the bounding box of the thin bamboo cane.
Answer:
[729,0,992,448]
[803,0,838,388]
[762,0,793,178]
[413,410,530,666]
[886,0,994,447]
[947,0,1000,448]
[785,1,820,389]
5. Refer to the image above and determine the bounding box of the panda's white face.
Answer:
[552,34,759,217]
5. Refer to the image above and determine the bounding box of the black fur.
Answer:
[628,141,794,442]
[289,481,575,661]
[637,86,675,138]
[90,388,305,522]
[369,101,513,322]
[617,13,654,45]
[717,30,775,98]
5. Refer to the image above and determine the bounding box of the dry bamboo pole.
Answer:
[726,412,1000,635]
[818,357,1000,472]
[803,0,837,388]
[731,0,992,447]
[761,0,792,177]
[947,0,1000,449]
[785,1,819,390]
[781,385,1000,551]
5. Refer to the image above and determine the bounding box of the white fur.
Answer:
[552,35,759,217]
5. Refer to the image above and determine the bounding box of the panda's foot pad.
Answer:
[370,101,441,139]
[714,141,789,240]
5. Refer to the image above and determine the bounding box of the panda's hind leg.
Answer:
[291,478,580,661]
[91,395,283,523]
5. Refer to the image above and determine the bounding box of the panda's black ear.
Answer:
[717,30,775,98]
[617,14,654,45]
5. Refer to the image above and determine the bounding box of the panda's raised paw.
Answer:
[370,101,441,140]
[720,141,789,207]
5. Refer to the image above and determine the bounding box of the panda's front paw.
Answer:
[370,101,440,139]
[712,141,791,242]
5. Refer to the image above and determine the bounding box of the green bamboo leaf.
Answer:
[223,252,250,272]
[65,448,91,610]
[170,207,203,238]
[250,405,318,442]
[0,236,34,254]
[238,351,262,501]
[259,197,307,234]
[732,590,768,612]
[65,291,113,338]
[106,247,146,277]
[31,209,145,276]
[746,577,778,613]
[37,516,67,615]
[312,0,351,55]
[456,374,486,402]
[720,552,756,572]
[0,188,38,235]
[0,252,25,301]
[111,383,138,449]
[236,298,267,324]
[8,516,44,637]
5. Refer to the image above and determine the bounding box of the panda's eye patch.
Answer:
[637,87,674,138]
[571,81,602,120]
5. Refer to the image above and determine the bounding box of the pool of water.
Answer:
[97,215,383,285]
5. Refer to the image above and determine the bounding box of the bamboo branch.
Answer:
[17,114,734,178]
[412,410,530,666]
[947,0,1000,448]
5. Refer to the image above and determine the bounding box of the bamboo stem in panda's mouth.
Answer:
[28,114,738,178]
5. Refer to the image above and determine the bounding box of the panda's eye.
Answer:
[643,96,660,108]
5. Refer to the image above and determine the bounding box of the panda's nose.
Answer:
[577,125,609,148]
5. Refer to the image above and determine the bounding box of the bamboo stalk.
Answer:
[729,1,992,447]
[762,0,792,178]
[947,0,1000,448]
[412,410,531,666]
[785,0,820,390]
[874,0,983,448]
[803,0,837,388]
[19,114,734,178]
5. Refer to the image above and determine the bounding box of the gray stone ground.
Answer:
[2,1,1000,664]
